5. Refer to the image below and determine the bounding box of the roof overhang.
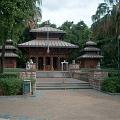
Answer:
[0,53,18,58]
[18,40,79,49]
[30,27,66,34]
[77,54,103,59]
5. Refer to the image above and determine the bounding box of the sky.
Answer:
[41,0,103,27]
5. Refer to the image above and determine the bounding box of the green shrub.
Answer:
[101,77,120,93]
[108,72,119,77]
[0,77,22,95]
[0,73,19,79]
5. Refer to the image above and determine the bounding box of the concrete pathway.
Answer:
[0,89,120,120]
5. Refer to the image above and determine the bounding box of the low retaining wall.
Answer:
[20,71,36,95]
[88,71,108,90]
[69,64,79,72]
[20,70,108,91]
[72,70,108,91]
[72,71,89,82]
[20,71,36,79]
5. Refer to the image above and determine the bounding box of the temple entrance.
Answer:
[36,56,67,71]
[61,60,69,71]
[38,57,43,70]
[53,57,58,70]
[45,57,51,70]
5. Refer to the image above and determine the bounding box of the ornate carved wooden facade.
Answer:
[18,25,78,70]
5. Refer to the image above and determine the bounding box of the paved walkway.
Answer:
[0,89,120,120]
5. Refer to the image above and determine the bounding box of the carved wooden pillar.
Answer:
[43,57,46,71]
[58,57,61,70]
[36,57,38,70]
[50,57,53,71]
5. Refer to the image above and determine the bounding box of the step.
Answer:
[35,83,92,90]
[36,83,90,87]
[36,86,92,90]
[36,71,71,78]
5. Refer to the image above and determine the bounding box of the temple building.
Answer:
[18,24,78,71]
[78,40,103,68]
[0,39,18,68]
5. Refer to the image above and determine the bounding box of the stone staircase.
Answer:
[36,71,71,78]
[35,82,92,90]
[36,71,92,90]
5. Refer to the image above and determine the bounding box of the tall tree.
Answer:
[91,0,120,68]
[0,0,42,73]
[59,21,91,61]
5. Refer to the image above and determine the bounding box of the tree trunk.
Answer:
[0,41,6,74]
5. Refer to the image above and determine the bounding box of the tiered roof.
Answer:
[18,39,78,48]
[78,40,103,59]
[18,25,78,49]
[0,39,18,57]
[30,26,66,34]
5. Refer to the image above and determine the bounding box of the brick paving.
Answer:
[0,89,120,120]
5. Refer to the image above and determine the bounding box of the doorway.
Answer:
[45,57,51,70]
[53,57,58,70]
[38,57,43,70]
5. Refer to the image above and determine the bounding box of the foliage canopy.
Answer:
[91,0,120,68]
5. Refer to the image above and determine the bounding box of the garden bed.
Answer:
[0,73,22,96]
[101,76,120,93]
[0,73,36,96]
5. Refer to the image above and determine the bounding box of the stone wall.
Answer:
[19,71,36,95]
[20,71,36,79]
[72,71,89,82]
[69,64,79,72]
[72,70,108,91]
[88,71,108,90]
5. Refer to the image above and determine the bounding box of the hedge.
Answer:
[0,73,19,78]
[0,77,23,95]
[101,77,120,93]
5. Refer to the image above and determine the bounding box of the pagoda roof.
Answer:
[30,26,66,34]
[83,47,100,52]
[78,40,103,60]
[86,41,97,46]
[78,54,103,59]
[0,52,18,58]
[0,45,17,50]
[18,39,79,48]
[6,39,13,43]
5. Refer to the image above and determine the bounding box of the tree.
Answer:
[91,0,120,68]
[0,0,42,73]
[39,21,57,28]
[92,3,110,22]
[59,21,91,61]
